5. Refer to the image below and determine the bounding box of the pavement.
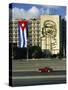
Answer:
[11,58,66,86]
[12,70,66,86]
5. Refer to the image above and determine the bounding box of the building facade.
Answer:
[9,15,61,55]
[9,20,19,48]
[28,19,41,47]
[9,18,41,47]
[40,15,60,54]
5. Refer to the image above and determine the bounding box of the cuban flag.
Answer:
[18,20,28,48]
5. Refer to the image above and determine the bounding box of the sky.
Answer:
[9,3,66,20]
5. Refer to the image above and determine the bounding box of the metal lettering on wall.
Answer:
[42,20,57,49]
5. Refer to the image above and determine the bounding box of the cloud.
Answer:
[12,7,26,19]
[26,6,40,19]
[10,6,40,20]
[40,5,61,15]
[40,7,53,15]
[40,8,45,15]
[45,8,50,14]
[39,6,58,15]
[9,5,66,20]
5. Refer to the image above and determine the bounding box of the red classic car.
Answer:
[38,67,53,72]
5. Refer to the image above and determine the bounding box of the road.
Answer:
[12,59,66,71]
[12,70,66,86]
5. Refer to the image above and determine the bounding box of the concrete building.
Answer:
[9,18,41,47]
[9,15,61,55]
[9,20,19,48]
[40,15,60,54]
[28,18,41,47]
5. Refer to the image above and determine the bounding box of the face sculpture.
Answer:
[42,20,57,48]
[42,20,57,38]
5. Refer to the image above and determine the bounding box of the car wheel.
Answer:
[38,70,41,72]
[48,70,50,72]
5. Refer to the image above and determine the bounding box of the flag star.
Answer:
[22,23,24,27]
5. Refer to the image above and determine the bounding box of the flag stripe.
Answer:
[18,20,28,48]
[20,27,23,47]
[22,31,25,47]
[18,24,21,47]
[26,24,28,37]
[25,24,28,47]
[24,28,27,47]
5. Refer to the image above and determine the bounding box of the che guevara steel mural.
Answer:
[42,20,57,49]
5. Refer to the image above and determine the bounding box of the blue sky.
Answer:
[9,3,66,20]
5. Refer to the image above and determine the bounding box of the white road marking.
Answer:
[12,70,38,72]
[12,75,66,80]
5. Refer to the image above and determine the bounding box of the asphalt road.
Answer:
[13,70,66,76]
[12,59,66,71]
[12,70,66,86]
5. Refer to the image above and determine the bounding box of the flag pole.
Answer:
[27,39,28,61]
[27,21,28,61]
